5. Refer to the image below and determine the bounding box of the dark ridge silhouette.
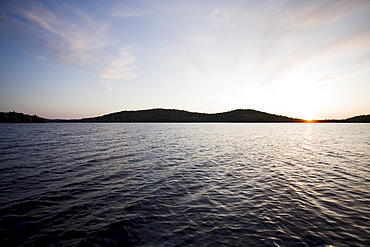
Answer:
[67,108,304,123]
[344,114,370,123]
[3,109,368,123]
[314,114,370,123]
[0,111,46,123]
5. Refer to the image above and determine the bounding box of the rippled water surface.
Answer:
[0,123,369,246]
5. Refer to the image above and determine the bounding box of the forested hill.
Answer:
[0,112,46,123]
[74,109,304,123]
[315,114,370,123]
[344,114,370,123]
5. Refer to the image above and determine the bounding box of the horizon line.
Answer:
[31,108,369,121]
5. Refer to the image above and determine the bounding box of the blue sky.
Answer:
[1,0,369,119]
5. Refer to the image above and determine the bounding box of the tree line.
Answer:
[0,111,46,123]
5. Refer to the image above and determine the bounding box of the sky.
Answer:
[0,0,370,120]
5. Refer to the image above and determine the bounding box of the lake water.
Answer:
[0,123,369,246]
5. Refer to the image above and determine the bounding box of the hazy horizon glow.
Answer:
[1,0,369,120]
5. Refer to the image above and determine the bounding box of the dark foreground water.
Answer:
[0,123,369,246]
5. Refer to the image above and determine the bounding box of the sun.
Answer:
[302,113,315,122]
[303,115,315,122]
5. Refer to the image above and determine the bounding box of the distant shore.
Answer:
[51,109,370,123]
[1,109,369,123]
[0,112,46,123]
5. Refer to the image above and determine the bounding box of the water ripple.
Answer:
[0,123,369,246]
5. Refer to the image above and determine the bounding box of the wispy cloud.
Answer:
[100,80,116,91]
[13,2,110,64]
[34,55,47,61]
[275,29,370,80]
[0,1,138,90]
[179,0,370,93]
[317,66,370,84]
[280,0,363,29]
[110,5,147,18]
[99,47,137,80]
[210,8,231,24]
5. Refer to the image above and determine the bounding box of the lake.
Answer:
[0,123,369,246]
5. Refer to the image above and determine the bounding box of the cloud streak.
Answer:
[110,5,148,18]
[192,0,370,87]
[13,2,109,64]
[99,48,137,80]
[280,0,364,29]
[0,1,138,90]
[317,66,370,84]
